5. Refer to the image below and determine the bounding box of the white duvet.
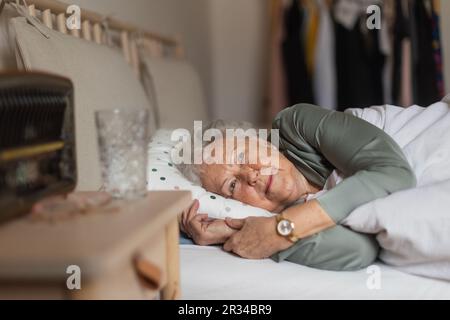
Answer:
[342,102,450,281]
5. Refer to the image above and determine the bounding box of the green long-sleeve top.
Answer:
[272,104,417,224]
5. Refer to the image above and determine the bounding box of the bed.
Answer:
[180,245,450,300]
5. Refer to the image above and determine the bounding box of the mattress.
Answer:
[180,245,450,300]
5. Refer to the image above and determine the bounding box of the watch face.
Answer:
[277,219,293,236]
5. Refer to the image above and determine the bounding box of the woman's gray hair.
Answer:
[176,119,254,186]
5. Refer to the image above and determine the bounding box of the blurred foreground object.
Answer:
[0,191,191,300]
[0,72,76,223]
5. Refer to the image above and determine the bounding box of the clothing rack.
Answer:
[268,0,448,115]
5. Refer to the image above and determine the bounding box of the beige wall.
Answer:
[62,0,269,124]
[208,0,269,124]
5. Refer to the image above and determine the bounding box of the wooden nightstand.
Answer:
[0,191,191,300]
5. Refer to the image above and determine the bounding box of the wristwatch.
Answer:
[275,213,300,243]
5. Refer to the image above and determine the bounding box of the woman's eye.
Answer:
[229,180,237,194]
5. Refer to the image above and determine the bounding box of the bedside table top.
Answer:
[0,191,191,281]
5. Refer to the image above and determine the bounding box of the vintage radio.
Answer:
[0,72,76,223]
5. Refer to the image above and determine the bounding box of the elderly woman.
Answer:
[179,104,416,271]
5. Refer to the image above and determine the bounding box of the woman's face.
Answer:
[199,137,311,212]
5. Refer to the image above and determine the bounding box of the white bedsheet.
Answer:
[180,245,450,300]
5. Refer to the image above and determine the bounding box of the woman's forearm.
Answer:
[282,199,335,239]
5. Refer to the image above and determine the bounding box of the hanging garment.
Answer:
[282,0,314,105]
[380,0,395,104]
[392,0,413,107]
[410,0,440,106]
[431,2,445,99]
[305,0,320,76]
[400,39,413,107]
[313,0,336,110]
[333,12,385,110]
[269,0,289,119]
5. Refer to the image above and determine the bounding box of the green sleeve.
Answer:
[272,103,416,224]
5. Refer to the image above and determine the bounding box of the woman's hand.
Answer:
[223,216,292,259]
[179,200,236,246]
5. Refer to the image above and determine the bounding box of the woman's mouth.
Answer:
[265,175,273,194]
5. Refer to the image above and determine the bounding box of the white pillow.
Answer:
[147,130,273,219]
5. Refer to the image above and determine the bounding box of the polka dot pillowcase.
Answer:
[147,130,273,220]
